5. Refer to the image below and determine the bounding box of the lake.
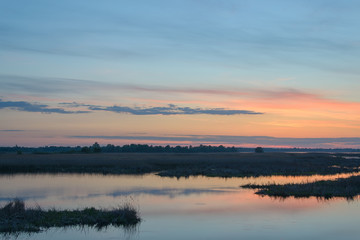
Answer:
[1,173,360,240]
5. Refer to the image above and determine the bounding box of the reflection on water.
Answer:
[1,173,360,240]
[1,173,358,207]
[342,156,360,160]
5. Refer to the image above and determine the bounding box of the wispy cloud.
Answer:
[0,74,97,95]
[59,102,96,108]
[1,1,359,75]
[0,99,89,114]
[89,104,262,115]
[0,129,25,132]
[0,74,333,100]
[0,98,262,116]
[104,83,321,100]
[1,74,359,115]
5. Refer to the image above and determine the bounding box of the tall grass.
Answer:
[1,152,360,177]
[242,175,360,199]
[0,199,141,234]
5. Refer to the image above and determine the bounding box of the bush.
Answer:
[254,147,264,153]
[81,146,90,153]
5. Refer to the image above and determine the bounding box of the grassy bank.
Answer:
[242,175,360,199]
[0,199,140,234]
[0,152,359,177]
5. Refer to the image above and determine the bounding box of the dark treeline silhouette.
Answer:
[0,143,359,154]
[82,143,239,153]
[0,143,238,154]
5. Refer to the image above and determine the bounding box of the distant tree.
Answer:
[254,147,264,153]
[81,146,90,153]
[218,145,225,152]
[92,142,102,153]
[164,145,171,152]
[104,144,115,152]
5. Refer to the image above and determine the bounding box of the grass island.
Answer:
[0,199,140,234]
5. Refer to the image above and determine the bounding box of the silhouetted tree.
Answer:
[92,142,101,153]
[255,147,264,153]
[104,144,115,152]
[81,146,90,153]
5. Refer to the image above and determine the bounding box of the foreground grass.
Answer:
[0,199,140,234]
[242,175,360,199]
[0,152,360,177]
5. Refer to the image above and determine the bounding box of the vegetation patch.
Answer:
[1,152,360,177]
[242,175,360,199]
[0,199,140,234]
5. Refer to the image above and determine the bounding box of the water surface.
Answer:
[1,173,360,240]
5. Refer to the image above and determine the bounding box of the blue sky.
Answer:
[1,0,360,147]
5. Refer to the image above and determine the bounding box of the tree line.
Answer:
[0,143,358,154]
[0,143,238,154]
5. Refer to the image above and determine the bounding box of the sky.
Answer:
[1,0,360,148]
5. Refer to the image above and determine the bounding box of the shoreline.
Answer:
[2,152,360,199]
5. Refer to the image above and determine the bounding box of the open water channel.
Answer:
[1,173,360,240]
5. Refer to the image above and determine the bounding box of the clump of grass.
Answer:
[242,175,360,199]
[0,199,141,234]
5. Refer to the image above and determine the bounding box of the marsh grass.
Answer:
[1,152,360,177]
[0,199,140,234]
[242,175,360,199]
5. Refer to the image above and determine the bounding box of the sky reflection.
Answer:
[1,173,360,240]
[0,173,353,209]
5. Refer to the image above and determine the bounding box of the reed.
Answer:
[0,152,359,177]
[0,199,140,234]
[242,175,360,199]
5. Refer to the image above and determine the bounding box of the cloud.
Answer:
[0,74,97,96]
[0,129,25,132]
[1,74,358,115]
[89,104,262,115]
[70,134,360,148]
[0,74,337,102]
[0,99,90,114]
[0,98,262,116]
[1,0,360,78]
[104,83,319,100]
[59,102,97,108]
[0,74,345,101]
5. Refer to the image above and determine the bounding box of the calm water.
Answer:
[1,173,360,240]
